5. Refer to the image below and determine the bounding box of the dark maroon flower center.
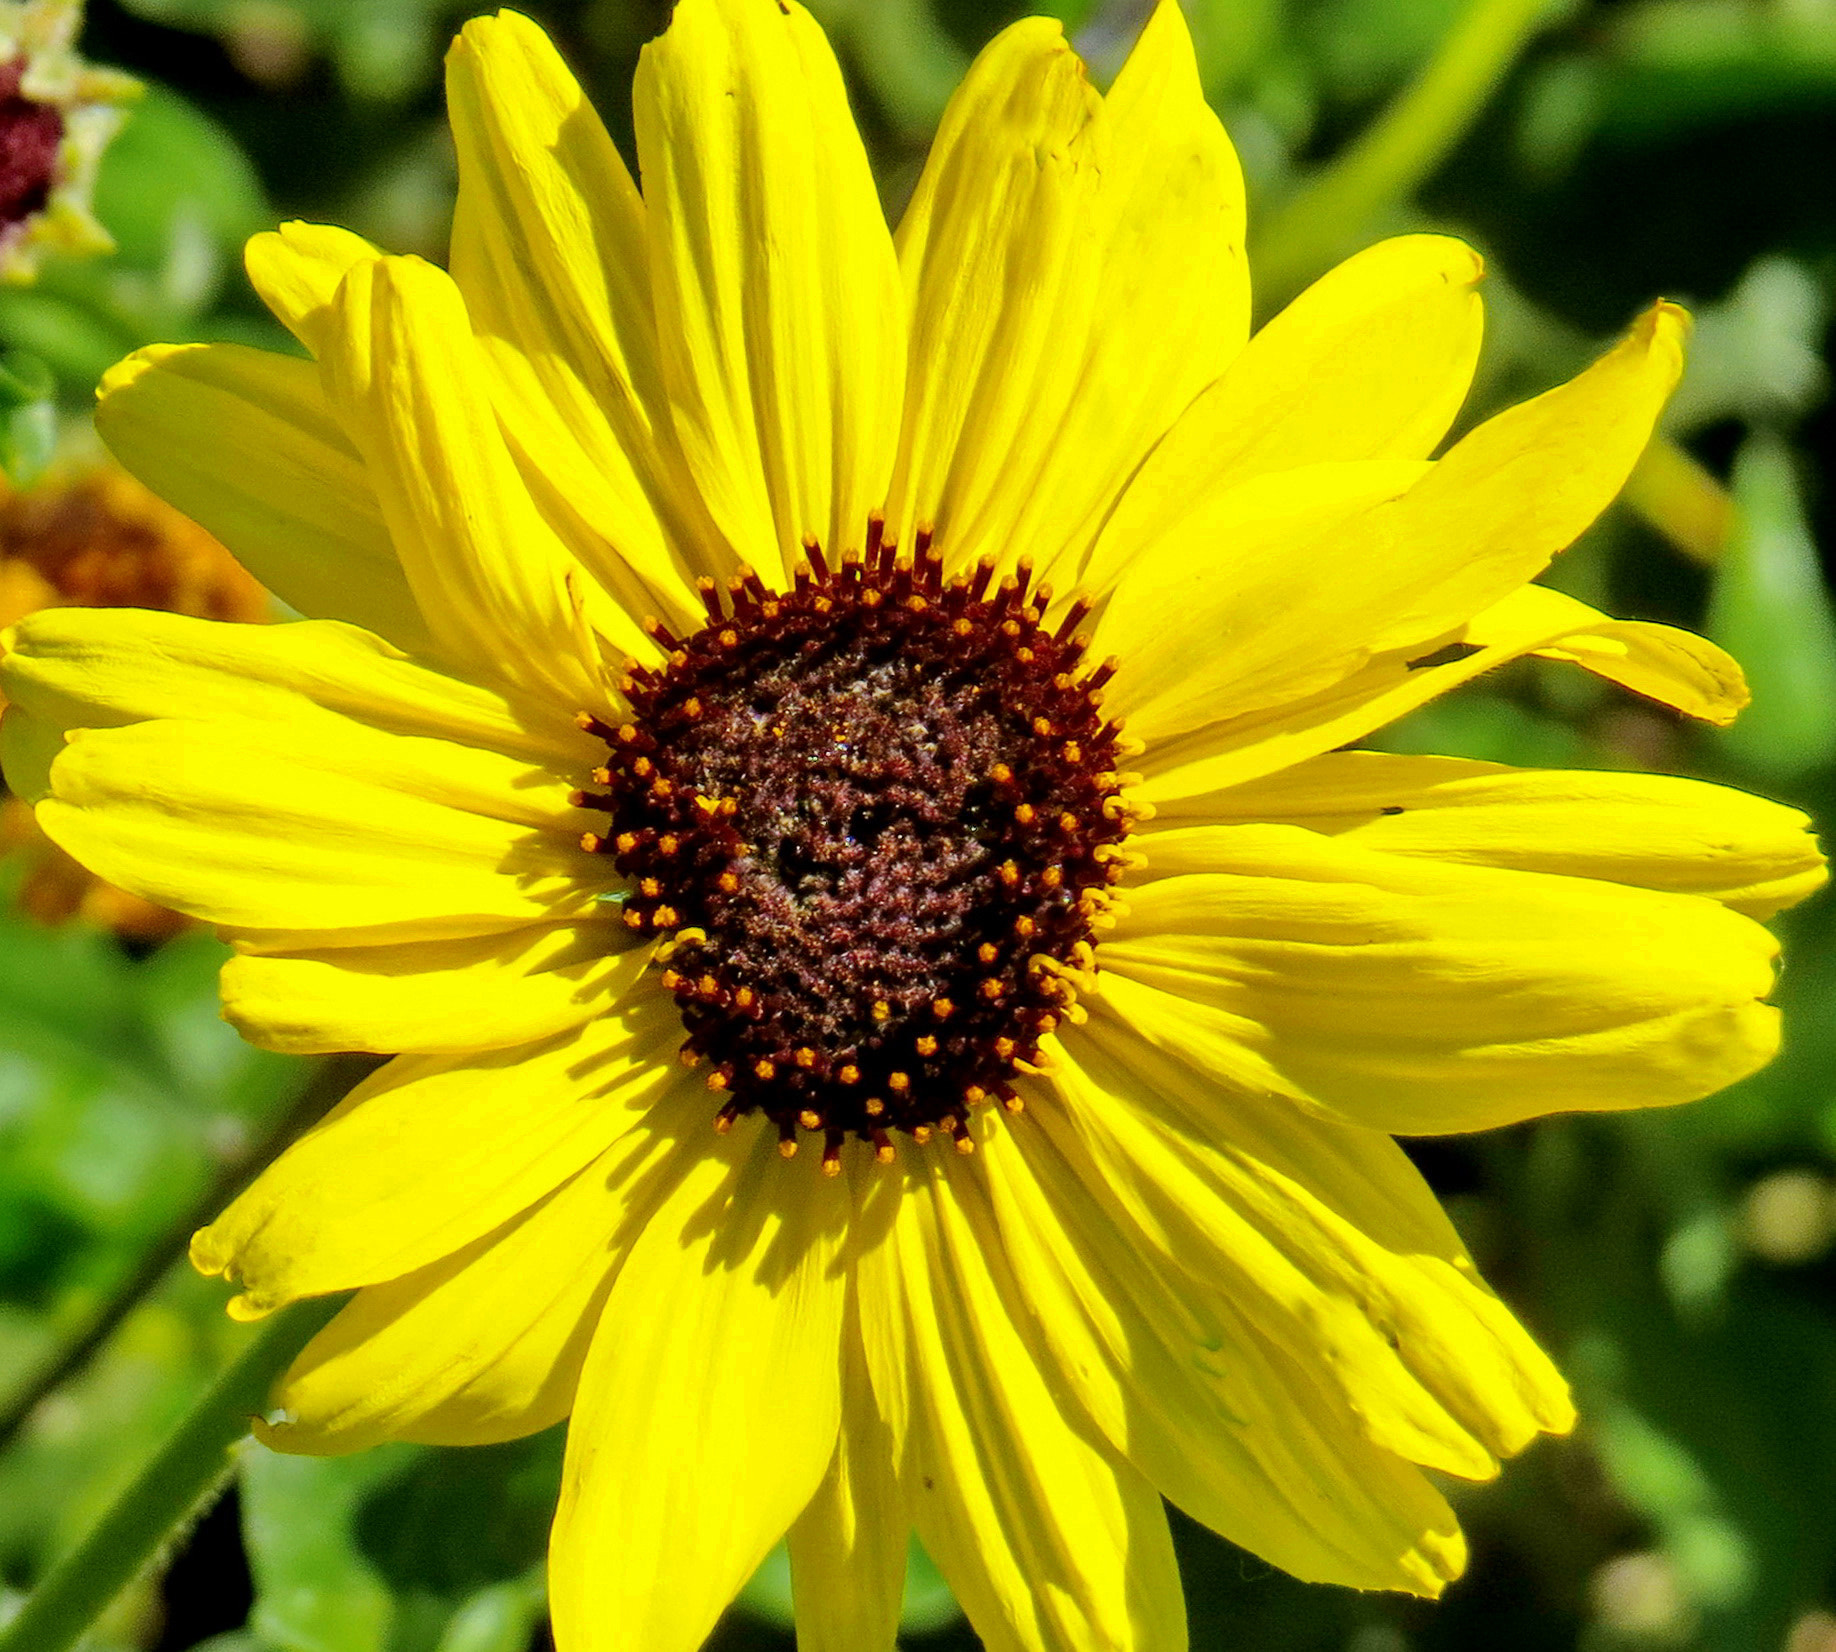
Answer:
[0,60,63,237]
[579,526,1131,1171]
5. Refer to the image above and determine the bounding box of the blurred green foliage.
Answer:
[4,0,1836,1650]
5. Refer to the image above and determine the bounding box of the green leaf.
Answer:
[353,1430,563,1597]
[430,1575,546,1652]
[113,0,460,103]
[0,351,57,485]
[812,0,969,139]
[243,1433,566,1652]
[241,1444,421,1652]
[1183,0,1283,97]
[1708,431,1836,780]
[92,85,267,274]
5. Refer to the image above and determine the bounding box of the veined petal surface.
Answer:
[320,254,650,698]
[1105,825,1781,1135]
[1147,751,1826,918]
[260,1079,710,1454]
[1136,584,1749,806]
[551,1122,849,1652]
[856,1156,1187,1651]
[192,992,684,1317]
[1083,233,1484,592]
[633,0,905,580]
[888,3,1247,585]
[94,343,429,653]
[447,12,714,620]
[977,1086,1482,1593]
[244,220,380,357]
[220,921,646,1055]
[1101,306,1687,747]
[1,605,591,767]
[787,1315,909,1652]
[1050,1015,1574,1459]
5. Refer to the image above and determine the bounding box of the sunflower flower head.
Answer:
[0,2,1824,1648]
[0,0,138,283]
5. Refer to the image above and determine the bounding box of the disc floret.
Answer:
[579,522,1134,1170]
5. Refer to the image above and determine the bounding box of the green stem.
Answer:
[0,1296,344,1652]
[1253,0,1563,304]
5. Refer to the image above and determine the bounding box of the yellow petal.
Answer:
[1136,584,1746,806]
[633,0,905,580]
[243,220,380,356]
[1,605,591,770]
[977,1095,1479,1593]
[855,1155,1186,1651]
[24,714,601,938]
[94,343,430,654]
[447,12,718,620]
[1058,1013,1574,1456]
[1093,459,1430,741]
[320,254,650,698]
[551,1121,848,1652]
[1099,305,1688,748]
[221,921,645,1055]
[1147,750,1827,919]
[1103,824,1781,1135]
[259,1079,709,1454]
[1084,233,1484,593]
[191,992,684,1316]
[1535,615,1749,725]
[786,1317,908,1652]
[888,3,1247,586]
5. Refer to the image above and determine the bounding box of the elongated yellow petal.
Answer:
[855,1157,1186,1651]
[633,0,904,580]
[1054,1014,1575,1458]
[888,4,1246,585]
[244,220,379,356]
[1101,306,1688,747]
[1146,751,1826,919]
[1136,584,1747,805]
[447,13,716,619]
[1534,616,1749,723]
[1093,459,1430,739]
[260,1080,709,1454]
[221,921,644,1055]
[1,606,592,769]
[20,714,600,938]
[551,1122,848,1652]
[192,992,684,1317]
[1084,234,1484,593]
[94,343,429,654]
[786,1314,908,1652]
[974,1098,1480,1593]
[1104,825,1781,1135]
[320,254,649,697]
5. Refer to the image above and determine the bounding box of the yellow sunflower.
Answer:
[0,2,1825,1647]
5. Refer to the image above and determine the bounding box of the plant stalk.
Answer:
[0,1053,376,1455]
[1253,0,1562,304]
[0,1296,343,1652]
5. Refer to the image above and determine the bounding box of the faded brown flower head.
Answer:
[1,459,268,937]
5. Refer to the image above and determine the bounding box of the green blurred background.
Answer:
[5,0,1836,1648]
